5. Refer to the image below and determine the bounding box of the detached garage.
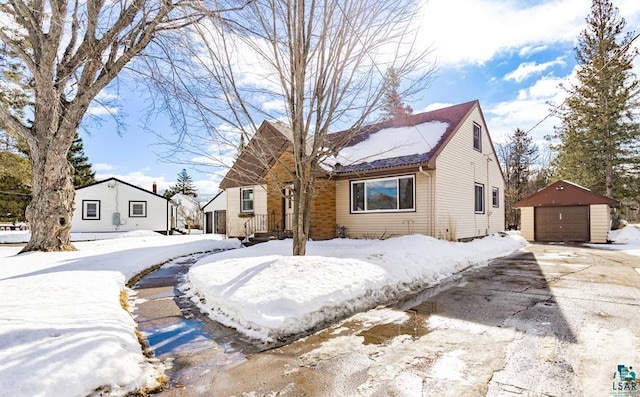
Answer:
[513,180,618,243]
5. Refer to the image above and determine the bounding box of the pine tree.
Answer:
[166,169,197,197]
[68,132,95,188]
[552,0,640,202]
[0,150,31,222]
[381,67,413,121]
[498,128,539,228]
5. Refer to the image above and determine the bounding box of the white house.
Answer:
[71,177,176,234]
[202,191,227,234]
[171,193,203,230]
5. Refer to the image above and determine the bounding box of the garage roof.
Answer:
[513,180,618,208]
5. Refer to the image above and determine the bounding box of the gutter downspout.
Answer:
[418,166,433,237]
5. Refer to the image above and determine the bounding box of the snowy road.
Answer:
[157,243,640,396]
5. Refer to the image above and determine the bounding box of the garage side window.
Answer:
[82,200,100,220]
[129,201,147,217]
[474,183,485,214]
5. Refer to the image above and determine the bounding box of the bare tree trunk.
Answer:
[22,131,76,252]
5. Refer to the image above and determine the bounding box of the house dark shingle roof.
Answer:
[329,100,478,175]
[219,100,480,187]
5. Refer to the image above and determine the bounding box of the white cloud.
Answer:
[95,171,171,194]
[504,58,566,82]
[518,45,548,57]
[86,105,118,116]
[422,102,454,112]
[95,169,223,195]
[486,72,572,146]
[419,0,589,66]
[92,163,114,171]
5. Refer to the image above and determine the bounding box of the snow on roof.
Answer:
[331,121,449,166]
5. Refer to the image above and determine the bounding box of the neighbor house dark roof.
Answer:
[513,180,618,208]
[77,177,171,201]
[329,100,479,175]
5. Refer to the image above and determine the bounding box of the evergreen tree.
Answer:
[67,132,95,188]
[0,150,31,222]
[166,169,197,197]
[381,67,413,121]
[551,0,640,202]
[498,128,539,228]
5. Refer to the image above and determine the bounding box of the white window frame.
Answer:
[82,200,100,220]
[492,187,499,208]
[473,123,482,152]
[475,183,485,214]
[350,175,415,213]
[129,201,147,218]
[240,188,254,213]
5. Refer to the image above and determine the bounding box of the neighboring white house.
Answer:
[171,193,203,230]
[202,191,227,234]
[71,177,176,234]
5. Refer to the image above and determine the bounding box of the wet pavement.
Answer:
[131,253,257,393]
[131,244,640,397]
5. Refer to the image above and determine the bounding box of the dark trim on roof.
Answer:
[513,180,618,208]
[330,100,481,175]
[77,177,171,201]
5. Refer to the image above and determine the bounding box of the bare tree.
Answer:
[0,0,216,252]
[148,0,436,255]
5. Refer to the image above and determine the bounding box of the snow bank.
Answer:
[187,233,526,343]
[608,225,640,244]
[0,229,170,244]
[0,234,240,397]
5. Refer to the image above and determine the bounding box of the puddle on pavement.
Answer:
[130,252,259,391]
[357,313,429,345]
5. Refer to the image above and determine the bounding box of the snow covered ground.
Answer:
[185,233,528,343]
[602,225,640,257]
[2,225,636,397]
[0,231,240,397]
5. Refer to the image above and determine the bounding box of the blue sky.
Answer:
[80,0,640,196]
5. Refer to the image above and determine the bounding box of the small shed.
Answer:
[513,180,618,243]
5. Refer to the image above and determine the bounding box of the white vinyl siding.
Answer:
[589,204,610,243]
[519,207,534,241]
[336,172,433,238]
[433,106,505,240]
[72,180,170,233]
[226,185,267,237]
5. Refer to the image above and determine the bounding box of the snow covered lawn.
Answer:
[0,232,240,397]
[186,233,527,343]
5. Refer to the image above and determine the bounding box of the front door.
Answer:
[284,185,294,232]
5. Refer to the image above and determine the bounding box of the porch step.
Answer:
[243,231,292,247]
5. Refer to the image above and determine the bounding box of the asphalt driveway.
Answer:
[158,243,640,397]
